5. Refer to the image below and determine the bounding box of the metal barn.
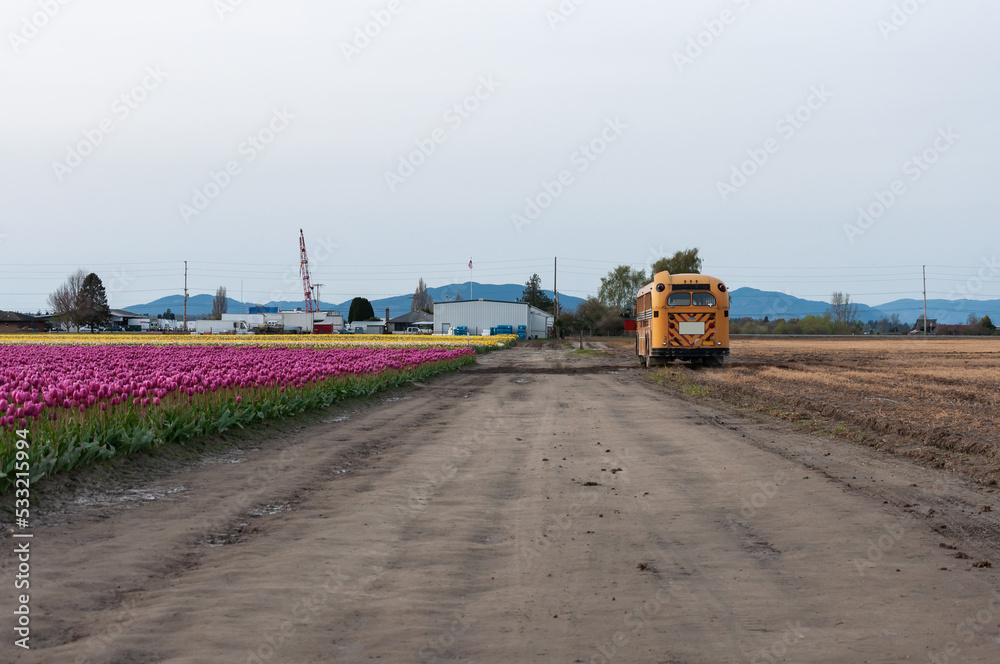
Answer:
[433,300,553,338]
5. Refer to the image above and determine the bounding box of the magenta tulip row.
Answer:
[0,345,475,427]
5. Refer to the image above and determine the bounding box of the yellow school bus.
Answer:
[636,271,730,367]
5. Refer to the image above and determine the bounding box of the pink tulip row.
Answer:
[0,345,475,427]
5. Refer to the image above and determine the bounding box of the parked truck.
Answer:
[194,320,253,335]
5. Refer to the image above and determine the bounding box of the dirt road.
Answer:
[5,345,1000,663]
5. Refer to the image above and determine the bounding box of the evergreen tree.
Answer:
[348,297,375,323]
[521,273,554,312]
[77,273,111,332]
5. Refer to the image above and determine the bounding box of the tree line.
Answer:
[554,249,704,336]
[47,270,111,332]
[47,248,991,338]
[732,309,997,336]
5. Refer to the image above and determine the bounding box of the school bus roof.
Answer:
[636,273,727,297]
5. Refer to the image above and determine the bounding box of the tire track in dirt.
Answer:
[5,374,499,660]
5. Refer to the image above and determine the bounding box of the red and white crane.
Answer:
[299,229,316,313]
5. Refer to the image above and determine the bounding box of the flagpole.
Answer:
[469,258,473,301]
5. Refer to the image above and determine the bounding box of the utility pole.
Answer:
[183,261,188,332]
[923,265,928,335]
[312,284,324,311]
[553,256,559,319]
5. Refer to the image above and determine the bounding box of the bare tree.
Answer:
[411,278,434,313]
[47,284,75,331]
[828,292,858,328]
[47,269,86,331]
[212,286,228,319]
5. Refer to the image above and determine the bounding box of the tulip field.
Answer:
[0,338,501,492]
[0,333,518,351]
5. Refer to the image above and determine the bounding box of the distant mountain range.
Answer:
[122,285,1000,326]
[124,283,584,320]
[729,288,1000,325]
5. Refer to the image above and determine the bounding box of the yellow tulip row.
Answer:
[0,333,520,349]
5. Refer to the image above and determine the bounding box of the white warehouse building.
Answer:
[433,300,553,338]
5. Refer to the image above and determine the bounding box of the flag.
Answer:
[468,260,473,269]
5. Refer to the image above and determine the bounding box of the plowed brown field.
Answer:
[647,336,1000,482]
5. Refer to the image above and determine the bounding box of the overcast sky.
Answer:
[2,0,998,312]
